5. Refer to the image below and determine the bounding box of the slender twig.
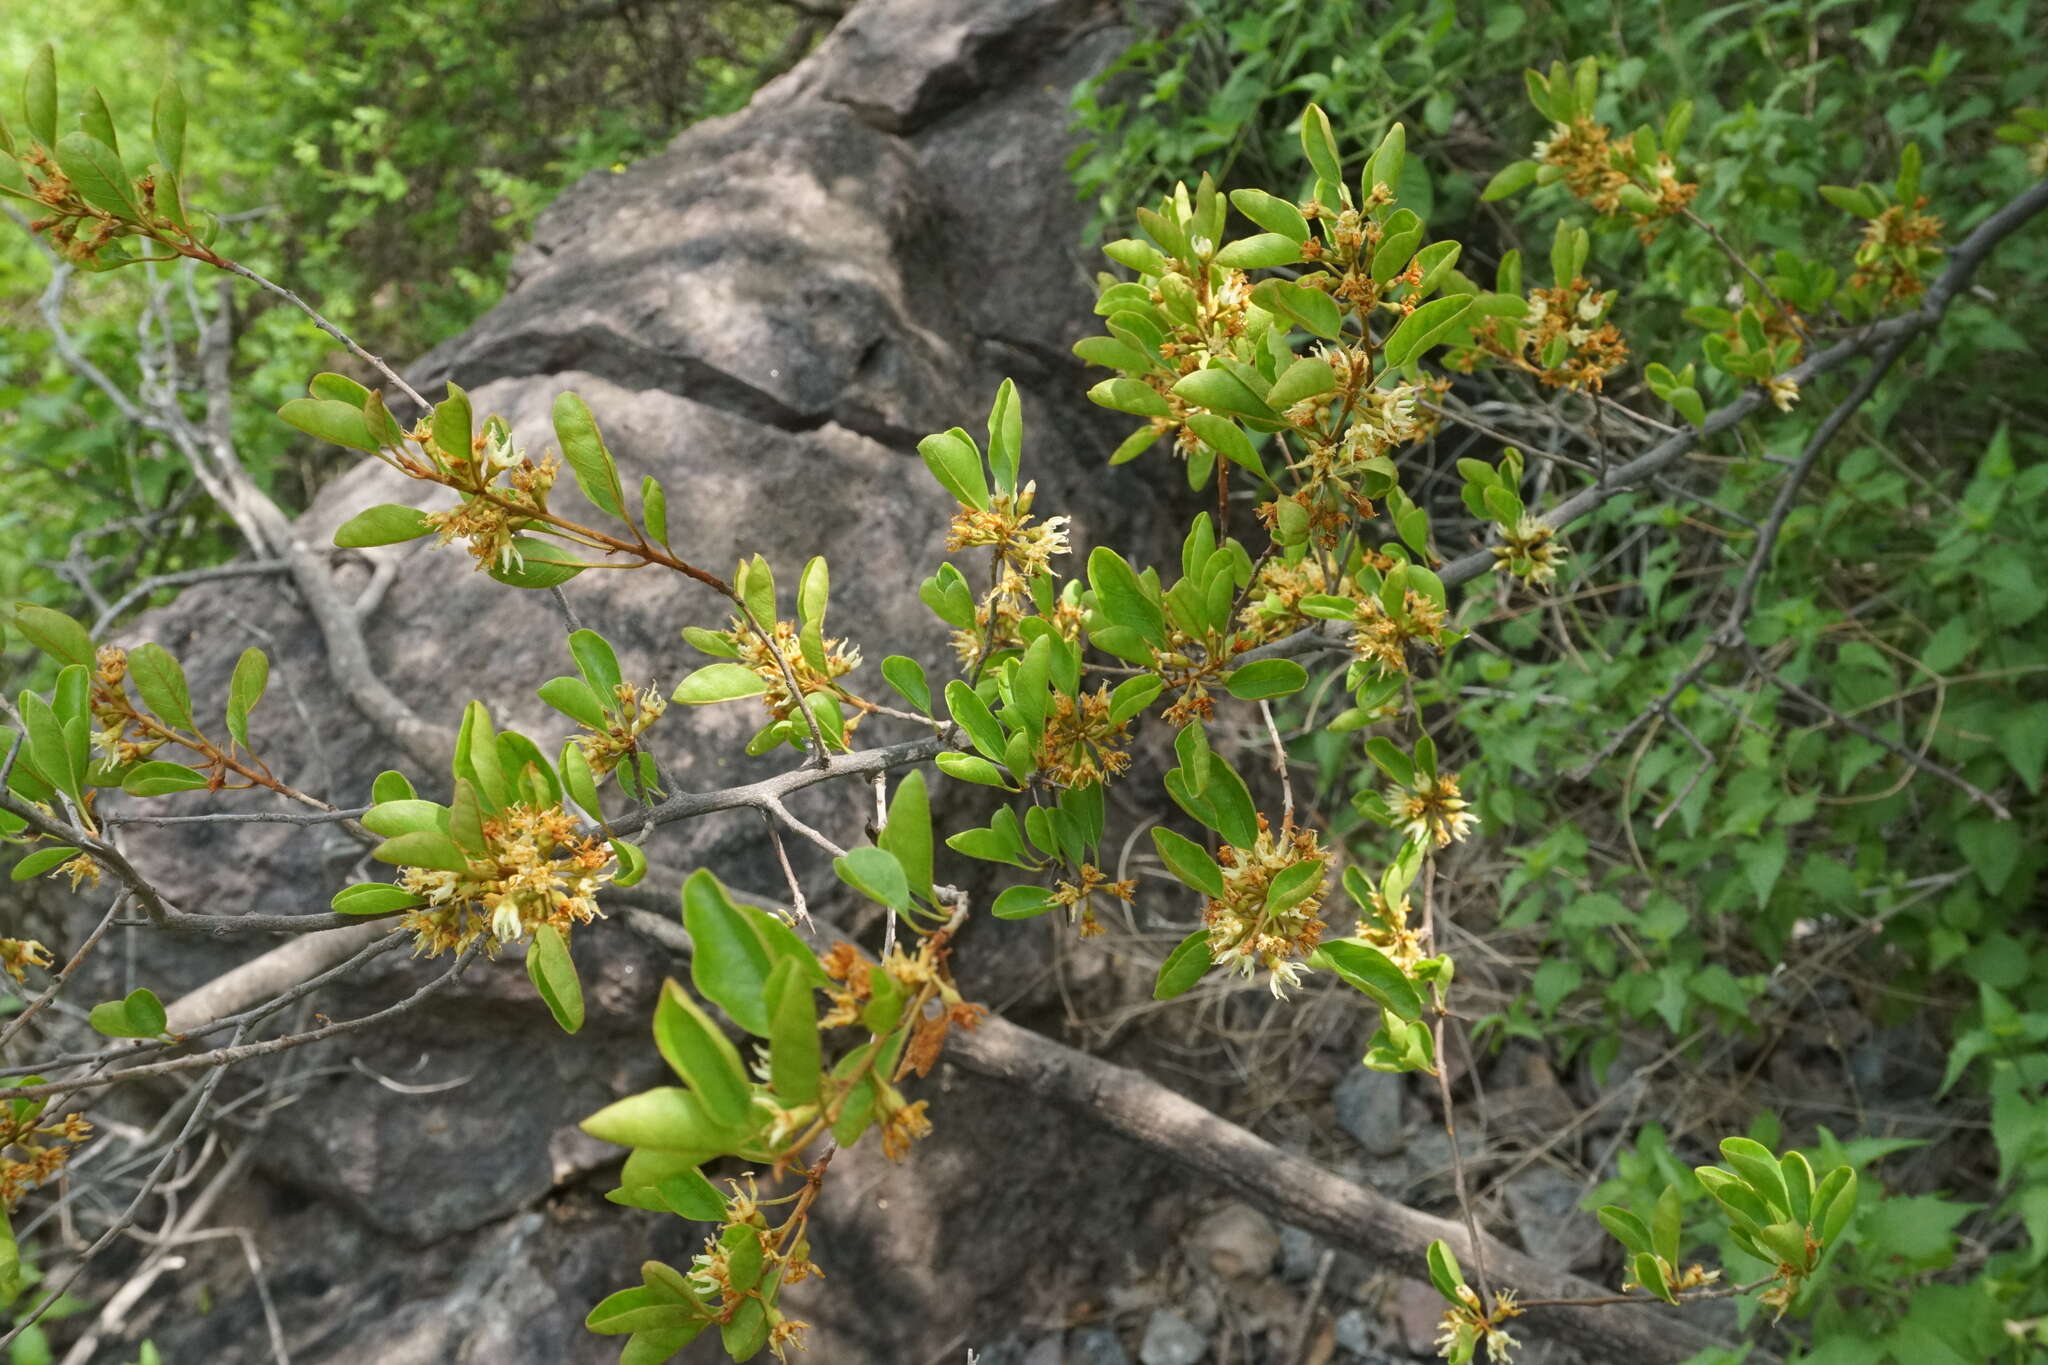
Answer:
[0,945,478,1102]
[0,899,123,1056]
[0,1023,245,1352]
[1422,857,1493,1313]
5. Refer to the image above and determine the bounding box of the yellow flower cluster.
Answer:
[396,803,612,956]
[1204,818,1330,997]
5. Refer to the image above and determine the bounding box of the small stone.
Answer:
[1502,1164,1604,1270]
[1393,1277,1445,1357]
[1333,1067,1407,1156]
[1187,1201,1280,1279]
[1333,1306,1372,1355]
[1138,1308,1208,1365]
[1068,1324,1133,1365]
[1277,1223,1324,1282]
[1021,1337,1063,1365]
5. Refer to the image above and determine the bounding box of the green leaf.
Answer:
[526,923,584,1033]
[881,656,931,714]
[1426,1240,1466,1304]
[1299,104,1342,185]
[1154,928,1215,1000]
[737,554,776,631]
[1224,659,1308,700]
[55,131,138,220]
[568,630,624,704]
[1171,367,1274,421]
[652,1167,727,1221]
[581,1085,743,1152]
[642,476,670,547]
[280,398,381,454]
[1482,160,1540,201]
[1212,233,1302,269]
[1383,295,1475,369]
[78,87,119,156]
[371,830,470,874]
[539,676,608,730]
[119,762,208,797]
[330,882,428,915]
[1958,818,2021,895]
[1597,1206,1652,1254]
[9,604,94,668]
[1266,356,1338,410]
[1719,1137,1792,1218]
[10,846,79,882]
[1108,674,1163,724]
[22,692,81,804]
[652,980,753,1128]
[877,770,934,902]
[487,539,586,589]
[917,428,990,509]
[89,987,167,1039]
[986,379,1023,495]
[370,770,415,804]
[991,885,1059,919]
[430,383,472,461]
[1088,546,1166,645]
[24,44,57,147]
[1088,377,1173,419]
[765,958,821,1105]
[834,846,910,913]
[332,503,434,548]
[224,647,268,750]
[1318,940,1423,1021]
[128,643,194,733]
[360,799,450,838]
[1152,827,1225,898]
[551,392,625,518]
[1228,188,1309,243]
[935,751,1012,788]
[945,680,1008,765]
[671,663,766,705]
[682,869,776,1037]
[1184,413,1261,475]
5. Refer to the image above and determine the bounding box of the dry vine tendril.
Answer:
[15,42,2048,1364]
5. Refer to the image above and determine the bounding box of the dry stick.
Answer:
[944,1013,1744,1365]
[0,947,477,1102]
[0,1023,245,1353]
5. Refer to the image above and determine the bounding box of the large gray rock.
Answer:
[52,0,1209,1360]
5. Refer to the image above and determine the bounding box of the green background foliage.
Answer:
[1079,1,2048,1359]
[0,0,805,633]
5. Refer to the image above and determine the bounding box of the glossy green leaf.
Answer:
[1224,658,1308,700]
[581,1084,742,1152]
[881,655,931,714]
[991,885,1058,919]
[834,845,910,913]
[918,428,989,510]
[371,830,470,874]
[332,503,434,548]
[331,882,428,915]
[1383,295,1474,369]
[652,979,753,1128]
[10,846,79,882]
[671,663,767,705]
[877,769,934,902]
[526,923,584,1033]
[764,957,820,1105]
[551,391,625,517]
[127,643,193,733]
[1319,939,1423,1021]
[224,647,268,750]
[1153,928,1215,1000]
[119,762,208,797]
[9,604,94,668]
[1152,827,1225,898]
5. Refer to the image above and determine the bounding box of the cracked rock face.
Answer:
[67,1,1208,1359]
